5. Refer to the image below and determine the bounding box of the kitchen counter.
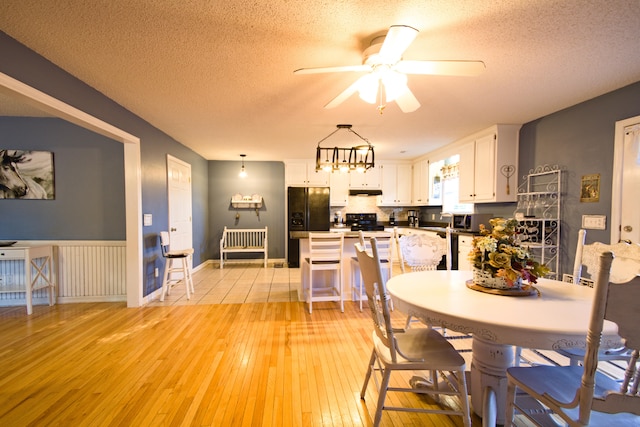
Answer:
[289,226,481,240]
[409,226,481,236]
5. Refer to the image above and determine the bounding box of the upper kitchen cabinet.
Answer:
[412,159,429,205]
[349,164,381,189]
[329,172,349,206]
[379,162,412,206]
[458,124,520,203]
[285,160,329,187]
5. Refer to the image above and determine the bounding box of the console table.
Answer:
[0,244,57,315]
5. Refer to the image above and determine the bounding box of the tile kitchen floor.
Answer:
[148,262,301,306]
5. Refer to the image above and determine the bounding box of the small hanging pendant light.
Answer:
[239,154,247,178]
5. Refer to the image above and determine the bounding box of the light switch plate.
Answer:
[582,214,606,230]
[143,213,152,226]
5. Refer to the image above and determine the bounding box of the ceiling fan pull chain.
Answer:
[377,79,386,114]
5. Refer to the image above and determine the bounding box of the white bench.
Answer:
[219,226,268,269]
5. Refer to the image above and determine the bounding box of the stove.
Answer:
[346,213,385,231]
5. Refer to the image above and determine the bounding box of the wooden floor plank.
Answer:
[0,284,485,426]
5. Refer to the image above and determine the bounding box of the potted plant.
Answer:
[469,218,550,289]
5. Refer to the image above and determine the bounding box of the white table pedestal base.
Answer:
[470,336,518,426]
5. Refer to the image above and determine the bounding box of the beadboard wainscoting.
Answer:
[0,241,126,307]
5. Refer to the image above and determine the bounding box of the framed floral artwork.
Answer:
[580,173,600,202]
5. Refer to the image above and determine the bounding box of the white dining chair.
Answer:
[355,237,471,427]
[398,230,451,329]
[505,251,640,426]
[302,232,344,314]
[159,231,195,301]
[557,229,640,366]
[350,230,393,312]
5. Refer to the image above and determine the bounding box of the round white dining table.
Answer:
[386,270,622,427]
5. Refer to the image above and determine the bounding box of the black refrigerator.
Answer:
[287,186,330,267]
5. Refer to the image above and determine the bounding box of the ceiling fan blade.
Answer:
[324,77,365,109]
[395,88,421,113]
[378,25,419,64]
[294,65,370,74]
[395,60,486,76]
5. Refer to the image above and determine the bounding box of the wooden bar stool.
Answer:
[159,231,195,301]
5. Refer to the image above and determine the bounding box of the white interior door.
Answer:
[612,116,640,244]
[167,155,193,256]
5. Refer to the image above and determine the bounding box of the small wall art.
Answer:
[0,149,55,199]
[580,173,600,203]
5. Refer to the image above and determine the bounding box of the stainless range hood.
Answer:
[349,189,382,196]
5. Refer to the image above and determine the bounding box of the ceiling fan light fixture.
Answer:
[382,71,408,102]
[296,25,484,114]
[357,74,379,104]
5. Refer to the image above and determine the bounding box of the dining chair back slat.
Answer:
[398,229,451,272]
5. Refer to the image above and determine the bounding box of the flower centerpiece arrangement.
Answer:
[469,218,550,289]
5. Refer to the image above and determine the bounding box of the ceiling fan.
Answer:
[294,25,485,113]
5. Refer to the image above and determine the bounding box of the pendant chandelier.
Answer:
[315,124,375,173]
[239,154,247,178]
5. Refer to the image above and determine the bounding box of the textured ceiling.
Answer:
[1,0,640,161]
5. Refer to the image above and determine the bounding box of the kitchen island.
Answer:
[290,225,481,302]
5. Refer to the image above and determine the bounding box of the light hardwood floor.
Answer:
[0,263,485,426]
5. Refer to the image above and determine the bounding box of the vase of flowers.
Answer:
[469,218,550,289]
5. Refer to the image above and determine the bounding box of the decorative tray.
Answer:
[466,280,540,297]
[0,241,17,247]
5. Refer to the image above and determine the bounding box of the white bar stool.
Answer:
[159,231,195,301]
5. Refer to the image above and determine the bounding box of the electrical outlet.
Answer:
[154,268,159,278]
[581,214,606,230]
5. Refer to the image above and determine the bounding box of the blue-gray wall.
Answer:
[1,117,125,239]
[208,160,285,260]
[519,81,640,275]
[0,31,210,297]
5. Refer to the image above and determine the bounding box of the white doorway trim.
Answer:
[0,71,144,308]
[611,114,640,244]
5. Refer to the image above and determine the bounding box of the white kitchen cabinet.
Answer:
[428,159,444,206]
[379,163,412,206]
[329,172,349,206]
[457,234,474,271]
[349,164,381,189]
[458,124,519,203]
[412,159,429,205]
[285,160,329,187]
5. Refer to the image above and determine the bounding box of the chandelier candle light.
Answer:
[315,124,375,173]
